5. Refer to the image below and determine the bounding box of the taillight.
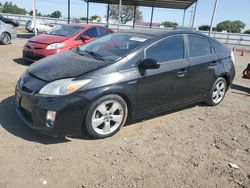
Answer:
[231,50,235,65]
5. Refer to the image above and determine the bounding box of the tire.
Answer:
[206,77,227,106]
[85,94,128,139]
[32,28,38,34]
[0,32,11,45]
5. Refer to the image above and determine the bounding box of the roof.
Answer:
[85,0,196,10]
[118,28,206,38]
[119,28,170,37]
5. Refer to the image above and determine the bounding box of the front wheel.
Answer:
[85,94,128,139]
[0,32,11,45]
[206,77,227,106]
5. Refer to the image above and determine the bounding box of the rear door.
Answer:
[186,34,219,100]
[136,35,189,116]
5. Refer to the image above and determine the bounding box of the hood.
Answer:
[28,34,68,44]
[28,51,109,82]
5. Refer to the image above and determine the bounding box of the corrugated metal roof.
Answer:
[85,0,196,10]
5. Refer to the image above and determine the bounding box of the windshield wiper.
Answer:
[85,50,106,61]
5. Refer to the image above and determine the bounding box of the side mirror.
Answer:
[82,35,91,41]
[139,58,160,70]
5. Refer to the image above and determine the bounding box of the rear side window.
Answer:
[210,40,224,54]
[84,27,98,38]
[188,35,211,57]
[98,27,110,37]
[146,35,184,62]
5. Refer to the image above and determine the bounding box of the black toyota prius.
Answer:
[15,29,235,139]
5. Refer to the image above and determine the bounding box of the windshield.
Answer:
[78,33,151,61]
[47,25,84,37]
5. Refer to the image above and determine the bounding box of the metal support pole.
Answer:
[133,6,137,29]
[68,0,70,23]
[182,9,186,28]
[191,0,198,29]
[32,0,37,35]
[118,0,122,30]
[150,6,154,28]
[106,3,110,27]
[209,0,218,36]
[189,6,193,27]
[87,1,89,24]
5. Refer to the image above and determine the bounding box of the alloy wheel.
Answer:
[91,100,124,135]
[1,33,10,44]
[212,80,226,104]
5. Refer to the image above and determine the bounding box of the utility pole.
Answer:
[118,0,122,30]
[32,0,37,35]
[209,0,218,36]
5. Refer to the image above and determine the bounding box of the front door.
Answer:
[136,35,188,117]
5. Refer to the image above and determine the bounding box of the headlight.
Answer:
[39,78,91,95]
[46,43,65,50]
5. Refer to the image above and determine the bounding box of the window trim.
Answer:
[144,34,186,63]
[186,34,213,58]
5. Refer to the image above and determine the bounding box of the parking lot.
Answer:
[0,30,250,188]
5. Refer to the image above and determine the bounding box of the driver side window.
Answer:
[146,35,184,62]
[84,27,98,38]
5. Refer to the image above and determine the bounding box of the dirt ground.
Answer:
[0,31,250,188]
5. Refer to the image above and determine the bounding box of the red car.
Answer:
[23,24,113,62]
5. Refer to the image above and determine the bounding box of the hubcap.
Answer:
[91,100,124,135]
[2,34,10,44]
[212,80,226,104]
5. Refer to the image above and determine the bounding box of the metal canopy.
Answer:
[85,0,196,10]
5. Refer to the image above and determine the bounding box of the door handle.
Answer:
[177,69,187,78]
[210,61,218,66]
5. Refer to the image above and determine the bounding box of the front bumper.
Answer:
[15,84,91,137]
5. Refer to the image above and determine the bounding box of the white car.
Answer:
[25,20,54,33]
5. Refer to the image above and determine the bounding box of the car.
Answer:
[23,24,113,62]
[0,20,17,45]
[25,19,54,33]
[15,29,235,139]
[0,15,20,27]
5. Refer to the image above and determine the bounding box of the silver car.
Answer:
[0,20,17,45]
[25,20,54,33]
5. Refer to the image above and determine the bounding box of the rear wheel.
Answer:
[85,94,128,139]
[0,32,11,45]
[206,77,227,106]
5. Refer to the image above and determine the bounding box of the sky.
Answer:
[1,0,250,30]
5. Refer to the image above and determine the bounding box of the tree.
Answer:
[80,17,88,21]
[1,2,27,15]
[198,25,210,31]
[216,20,245,33]
[244,29,250,34]
[89,15,101,22]
[110,5,142,24]
[29,10,42,17]
[161,21,178,28]
[50,11,62,18]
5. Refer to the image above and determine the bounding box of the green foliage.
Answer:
[50,11,62,18]
[110,5,142,24]
[29,10,42,17]
[216,20,246,33]
[244,29,250,34]
[161,21,178,28]
[73,18,81,23]
[89,15,101,22]
[1,2,27,15]
[198,25,210,31]
[80,17,88,21]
